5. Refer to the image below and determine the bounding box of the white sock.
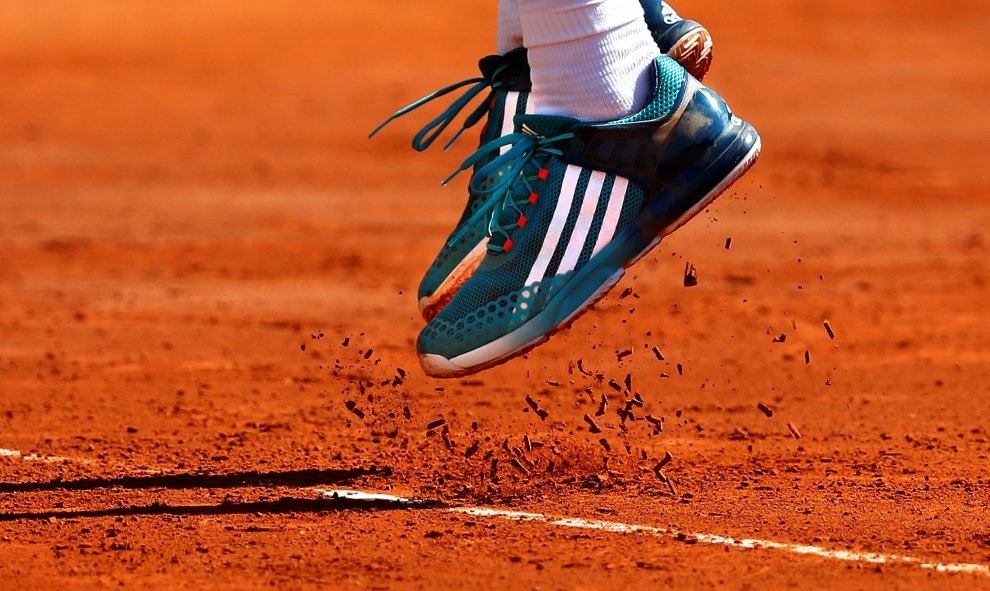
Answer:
[497,0,524,54]
[518,0,661,121]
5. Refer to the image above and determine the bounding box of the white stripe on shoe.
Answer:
[525,165,582,285]
[499,92,520,155]
[590,176,629,257]
[556,170,606,276]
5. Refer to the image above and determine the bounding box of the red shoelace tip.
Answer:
[528,192,539,204]
[516,215,527,228]
[537,169,549,180]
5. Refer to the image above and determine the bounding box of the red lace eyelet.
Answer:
[502,239,513,253]
[528,192,539,204]
[516,215,527,228]
[537,169,549,180]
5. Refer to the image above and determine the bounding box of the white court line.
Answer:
[0,448,163,472]
[316,489,430,505]
[322,489,990,577]
[0,448,89,464]
[4,453,985,579]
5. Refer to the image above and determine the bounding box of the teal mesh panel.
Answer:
[608,56,685,125]
[616,182,647,235]
[418,274,571,355]
[574,174,616,267]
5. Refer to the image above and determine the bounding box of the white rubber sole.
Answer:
[420,136,762,379]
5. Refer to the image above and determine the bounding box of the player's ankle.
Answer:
[520,0,660,121]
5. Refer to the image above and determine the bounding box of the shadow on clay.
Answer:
[0,467,443,521]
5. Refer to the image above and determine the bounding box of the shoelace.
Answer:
[368,62,513,152]
[445,128,576,253]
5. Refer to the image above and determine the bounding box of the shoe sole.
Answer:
[665,26,714,82]
[420,128,762,378]
[419,237,489,322]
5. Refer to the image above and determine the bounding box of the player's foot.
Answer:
[370,2,716,322]
[417,56,760,378]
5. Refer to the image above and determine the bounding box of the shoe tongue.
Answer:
[479,48,530,86]
[513,114,579,139]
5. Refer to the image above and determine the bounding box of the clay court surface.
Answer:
[1,0,989,588]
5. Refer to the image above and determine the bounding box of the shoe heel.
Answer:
[639,80,761,236]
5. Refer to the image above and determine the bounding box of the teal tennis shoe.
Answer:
[417,56,761,378]
[371,2,716,321]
